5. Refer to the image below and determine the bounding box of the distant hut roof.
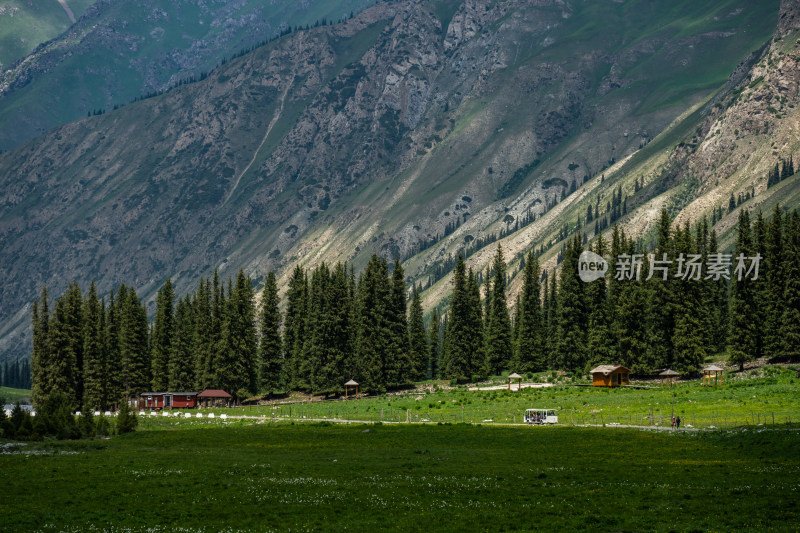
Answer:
[508,372,522,379]
[704,365,724,372]
[197,389,232,398]
[659,369,679,376]
[345,379,359,386]
[590,365,629,375]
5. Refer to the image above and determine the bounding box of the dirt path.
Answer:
[57,0,77,24]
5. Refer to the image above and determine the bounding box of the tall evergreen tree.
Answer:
[442,256,471,380]
[779,211,800,361]
[556,235,587,371]
[105,289,122,409]
[672,222,706,373]
[584,236,613,371]
[354,256,391,393]
[192,278,214,390]
[515,252,545,372]
[170,295,196,391]
[385,260,411,388]
[150,279,174,391]
[226,270,258,400]
[47,283,83,410]
[258,271,283,394]
[764,204,785,359]
[428,308,441,379]
[31,287,51,409]
[283,266,308,391]
[408,285,428,382]
[729,209,757,371]
[119,286,150,397]
[485,245,512,375]
[466,268,486,377]
[82,282,105,411]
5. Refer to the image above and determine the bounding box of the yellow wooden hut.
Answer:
[590,365,630,387]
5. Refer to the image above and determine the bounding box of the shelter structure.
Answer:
[702,365,724,387]
[590,365,630,387]
[507,373,523,391]
[138,392,197,410]
[344,380,359,399]
[197,389,233,407]
[659,369,679,388]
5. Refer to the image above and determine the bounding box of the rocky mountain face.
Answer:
[0,0,376,151]
[0,0,789,361]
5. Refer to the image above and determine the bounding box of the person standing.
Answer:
[676,416,681,429]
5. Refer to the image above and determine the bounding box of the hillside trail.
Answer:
[223,69,295,207]
[57,0,77,24]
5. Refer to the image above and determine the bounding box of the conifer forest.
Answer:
[29,207,799,411]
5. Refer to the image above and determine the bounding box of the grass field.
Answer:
[1,423,798,531]
[179,366,800,430]
[0,385,31,404]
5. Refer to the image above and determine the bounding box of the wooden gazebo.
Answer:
[507,372,523,391]
[659,369,679,388]
[197,389,233,407]
[344,379,359,399]
[702,365,724,387]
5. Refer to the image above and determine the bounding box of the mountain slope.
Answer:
[0,0,94,69]
[0,0,785,361]
[0,0,377,151]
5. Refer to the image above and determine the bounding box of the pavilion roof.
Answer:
[197,389,232,398]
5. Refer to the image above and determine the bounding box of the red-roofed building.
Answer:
[197,389,233,407]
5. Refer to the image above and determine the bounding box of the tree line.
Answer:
[30,205,798,412]
[0,359,31,390]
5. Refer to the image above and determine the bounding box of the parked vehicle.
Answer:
[524,409,558,425]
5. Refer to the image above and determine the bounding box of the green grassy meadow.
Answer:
[1,423,798,531]
[179,366,800,430]
[0,385,31,404]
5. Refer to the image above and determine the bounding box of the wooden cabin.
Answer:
[139,392,198,410]
[197,389,233,407]
[590,365,630,387]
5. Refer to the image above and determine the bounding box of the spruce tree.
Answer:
[283,266,308,391]
[258,271,283,394]
[729,209,757,371]
[150,279,174,391]
[645,209,675,371]
[556,235,587,372]
[385,260,411,388]
[408,285,428,382]
[779,211,800,361]
[515,252,545,372]
[672,222,706,373]
[192,278,214,390]
[584,236,613,372]
[31,287,51,409]
[82,282,105,411]
[485,245,512,375]
[48,285,83,410]
[442,256,471,380]
[169,295,196,391]
[428,308,441,379]
[466,268,486,378]
[763,204,785,359]
[354,256,390,393]
[119,286,150,396]
[105,289,122,409]
[228,270,258,400]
